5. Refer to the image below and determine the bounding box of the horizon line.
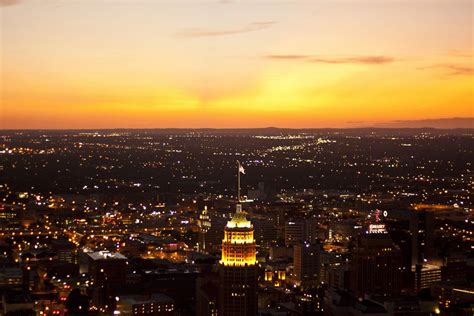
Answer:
[1,126,473,131]
[2,118,472,131]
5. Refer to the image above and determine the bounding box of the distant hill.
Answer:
[373,117,473,129]
[1,118,472,134]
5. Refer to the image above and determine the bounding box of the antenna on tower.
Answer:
[237,160,245,203]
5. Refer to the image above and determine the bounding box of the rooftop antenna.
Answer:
[237,161,245,208]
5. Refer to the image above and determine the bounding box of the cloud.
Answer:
[175,21,277,38]
[310,56,394,64]
[443,65,474,76]
[447,50,473,58]
[374,118,474,129]
[265,55,311,60]
[265,54,395,65]
[0,0,22,6]
[419,64,474,76]
[346,120,366,124]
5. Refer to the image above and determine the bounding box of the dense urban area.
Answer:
[0,129,472,316]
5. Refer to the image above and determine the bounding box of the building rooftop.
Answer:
[226,204,252,229]
[87,251,127,261]
[119,293,174,305]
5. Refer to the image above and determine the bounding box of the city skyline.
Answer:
[0,129,472,315]
[0,2,473,313]
[1,0,473,129]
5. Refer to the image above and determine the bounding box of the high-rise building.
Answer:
[350,221,403,298]
[384,208,435,266]
[86,251,128,311]
[409,209,435,266]
[305,217,323,244]
[196,275,219,316]
[285,219,305,246]
[219,203,258,316]
[385,220,413,291]
[252,218,277,250]
[285,218,323,246]
[293,242,321,288]
[441,255,467,282]
[413,263,441,292]
[115,294,175,316]
[87,251,127,287]
[197,206,211,253]
[320,249,344,286]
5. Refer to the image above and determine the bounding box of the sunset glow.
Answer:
[1,0,472,129]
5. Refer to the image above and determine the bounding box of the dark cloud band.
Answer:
[265,54,395,65]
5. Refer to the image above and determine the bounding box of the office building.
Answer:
[293,243,321,289]
[219,203,258,316]
[350,222,403,298]
[197,206,212,253]
[116,294,175,316]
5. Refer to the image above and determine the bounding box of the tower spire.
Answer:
[237,160,245,202]
[237,160,241,203]
[236,161,245,213]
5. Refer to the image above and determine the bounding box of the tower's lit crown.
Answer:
[219,204,257,266]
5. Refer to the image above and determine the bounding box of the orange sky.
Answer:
[1,0,473,129]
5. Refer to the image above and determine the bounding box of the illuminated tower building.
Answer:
[350,211,403,298]
[219,204,258,316]
[218,161,258,316]
[198,206,211,253]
